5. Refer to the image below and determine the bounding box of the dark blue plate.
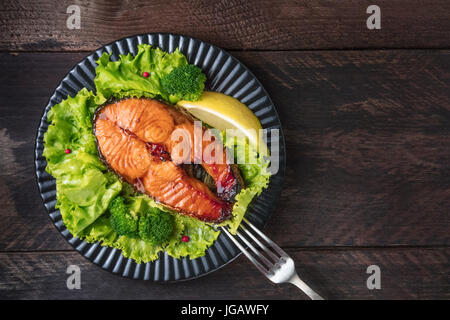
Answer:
[35,33,286,281]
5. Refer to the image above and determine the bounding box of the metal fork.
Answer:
[221,218,324,300]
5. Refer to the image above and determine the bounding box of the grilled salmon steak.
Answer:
[94,98,244,223]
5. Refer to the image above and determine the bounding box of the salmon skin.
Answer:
[93,98,244,223]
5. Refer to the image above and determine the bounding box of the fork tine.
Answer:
[239,224,279,263]
[243,218,287,258]
[235,229,274,269]
[220,227,269,275]
[225,220,324,300]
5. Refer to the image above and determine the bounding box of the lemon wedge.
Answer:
[177,91,267,154]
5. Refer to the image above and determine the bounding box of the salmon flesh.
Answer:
[93,98,244,223]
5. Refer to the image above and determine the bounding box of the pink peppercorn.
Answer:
[65,148,71,154]
[142,72,149,78]
[182,235,190,243]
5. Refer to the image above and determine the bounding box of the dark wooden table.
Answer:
[0,0,449,300]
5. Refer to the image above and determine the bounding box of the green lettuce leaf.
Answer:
[115,236,163,264]
[54,159,122,235]
[80,215,118,246]
[94,44,188,105]
[43,88,98,168]
[166,215,220,260]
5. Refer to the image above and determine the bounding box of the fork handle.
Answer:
[289,273,324,300]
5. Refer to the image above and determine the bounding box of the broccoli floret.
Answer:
[138,208,174,245]
[161,65,206,102]
[108,196,138,237]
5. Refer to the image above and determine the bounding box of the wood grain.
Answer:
[232,50,450,247]
[2,0,450,51]
[0,53,85,251]
[0,248,448,299]
[0,51,449,252]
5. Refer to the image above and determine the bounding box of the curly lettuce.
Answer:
[95,44,191,105]
[43,89,122,236]
[221,136,271,233]
[43,44,270,263]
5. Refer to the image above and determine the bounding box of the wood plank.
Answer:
[0,248,448,299]
[232,50,450,247]
[1,0,450,51]
[0,51,449,251]
[0,53,86,251]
